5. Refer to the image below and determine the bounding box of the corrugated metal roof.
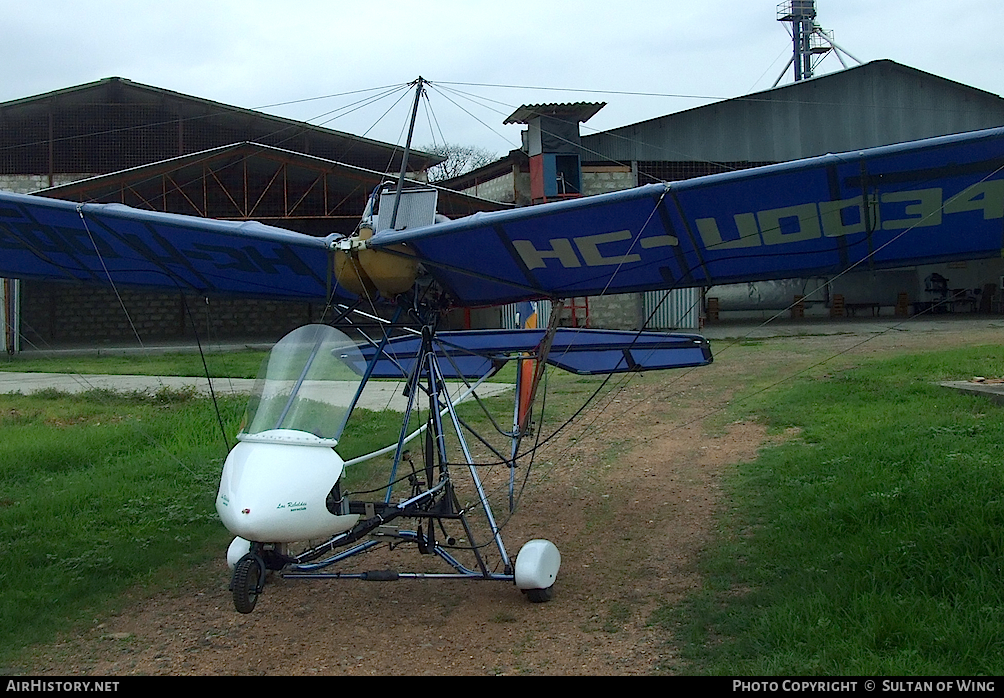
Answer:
[582,60,1004,164]
[504,102,606,124]
[0,77,444,171]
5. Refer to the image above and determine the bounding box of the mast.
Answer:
[389,76,425,230]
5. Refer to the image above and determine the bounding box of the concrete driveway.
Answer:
[0,371,512,412]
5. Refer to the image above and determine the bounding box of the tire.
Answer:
[232,555,262,614]
[525,586,554,603]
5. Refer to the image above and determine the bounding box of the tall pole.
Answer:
[389,76,425,230]
[778,1,820,83]
[793,12,813,81]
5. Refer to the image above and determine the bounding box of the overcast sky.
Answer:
[3,0,1002,158]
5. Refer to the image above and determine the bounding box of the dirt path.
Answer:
[21,318,1004,676]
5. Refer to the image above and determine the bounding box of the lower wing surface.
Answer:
[354,329,713,380]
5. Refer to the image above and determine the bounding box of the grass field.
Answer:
[661,344,1004,675]
[0,349,268,379]
[0,389,243,665]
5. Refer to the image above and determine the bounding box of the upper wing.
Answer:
[368,126,1004,306]
[0,192,336,301]
[3,126,1003,307]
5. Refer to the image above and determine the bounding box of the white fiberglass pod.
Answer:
[514,539,561,595]
[216,324,365,543]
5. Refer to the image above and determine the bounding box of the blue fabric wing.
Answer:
[0,192,336,300]
[354,329,713,380]
[5,127,1003,308]
[368,126,1004,306]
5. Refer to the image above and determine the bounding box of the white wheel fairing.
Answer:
[514,539,561,591]
[227,537,252,570]
[216,438,359,543]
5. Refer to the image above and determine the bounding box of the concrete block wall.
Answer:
[585,293,644,331]
[582,166,634,196]
[19,281,325,346]
[0,174,98,194]
[458,168,532,206]
[460,171,516,203]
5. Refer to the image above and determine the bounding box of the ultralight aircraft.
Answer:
[1,79,1003,613]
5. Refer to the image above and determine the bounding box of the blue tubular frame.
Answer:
[282,320,518,583]
[274,310,716,586]
[285,529,514,581]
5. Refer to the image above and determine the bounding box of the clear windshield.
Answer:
[241,324,366,442]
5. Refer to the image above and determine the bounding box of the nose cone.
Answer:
[216,435,358,542]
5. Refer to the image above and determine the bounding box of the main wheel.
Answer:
[232,555,262,614]
[524,585,554,603]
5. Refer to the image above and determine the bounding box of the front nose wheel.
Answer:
[231,553,264,614]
